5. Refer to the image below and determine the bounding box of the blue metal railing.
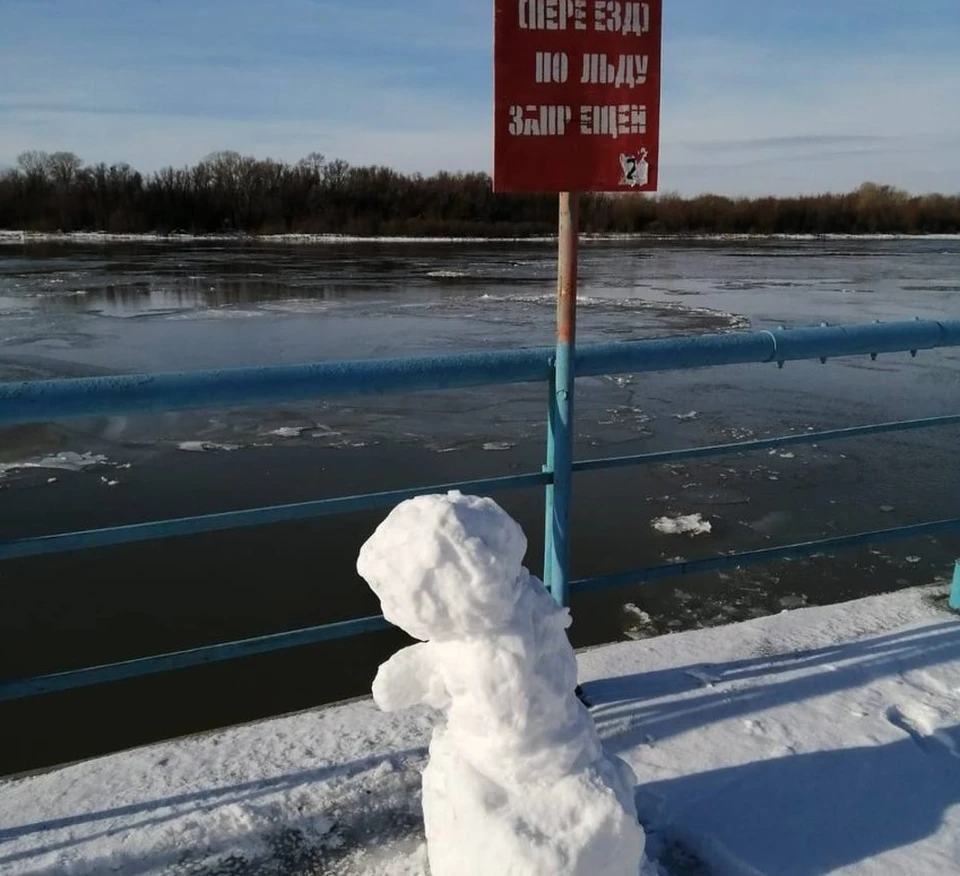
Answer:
[1,318,959,703]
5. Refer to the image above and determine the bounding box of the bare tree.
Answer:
[46,151,83,187]
[17,150,50,181]
[1,149,958,235]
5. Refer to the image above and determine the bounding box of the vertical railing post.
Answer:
[950,560,960,611]
[542,364,557,589]
[544,191,579,607]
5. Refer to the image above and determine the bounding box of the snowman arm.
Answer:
[371,643,448,712]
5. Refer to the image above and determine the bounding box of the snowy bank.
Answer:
[3,230,959,247]
[1,585,958,875]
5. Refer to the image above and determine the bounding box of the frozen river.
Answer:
[1,235,958,772]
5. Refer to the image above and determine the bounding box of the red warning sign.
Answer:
[494,0,663,193]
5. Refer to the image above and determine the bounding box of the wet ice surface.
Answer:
[1,237,957,448]
[2,237,958,620]
[1,237,959,771]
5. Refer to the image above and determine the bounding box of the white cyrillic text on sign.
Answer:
[579,54,648,86]
[535,52,570,83]
[508,104,646,138]
[508,105,575,136]
[519,0,587,30]
[533,53,648,86]
[518,1,650,36]
[580,104,646,137]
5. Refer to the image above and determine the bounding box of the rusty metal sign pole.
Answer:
[543,191,579,607]
[494,1,663,605]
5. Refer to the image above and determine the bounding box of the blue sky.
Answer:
[1,0,958,195]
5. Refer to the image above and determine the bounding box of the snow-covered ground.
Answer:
[2,584,958,875]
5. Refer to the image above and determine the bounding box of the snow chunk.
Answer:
[481,441,515,452]
[267,426,307,439]
[358,492,645,876]
[651,513,712,537]
[0,451,109,477]
[177,441,241,453]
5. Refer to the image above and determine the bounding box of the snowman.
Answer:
[357,491,645,876]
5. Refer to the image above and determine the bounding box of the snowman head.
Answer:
[357,491,528,641]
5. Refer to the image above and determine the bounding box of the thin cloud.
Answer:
[682,135,890,152]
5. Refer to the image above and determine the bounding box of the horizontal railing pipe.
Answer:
[1,320,959,427]
[572,517,960,594]
[772,321,949,363]
[0,614,392,702]
[940,320,960,346]
[578,330,777,377]
[573,414,960,474]
[7,517,958,702]
[3,414,956,563]
[0,348,554,428]
[575,319,960,378]
[0,471,550,561]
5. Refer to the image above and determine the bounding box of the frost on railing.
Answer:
[357,491,646,876]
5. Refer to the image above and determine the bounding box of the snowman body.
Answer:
[358,492,644,876]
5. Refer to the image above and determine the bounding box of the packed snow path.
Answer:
[1,585,958,875]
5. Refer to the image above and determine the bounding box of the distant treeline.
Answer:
[1,150,958,236]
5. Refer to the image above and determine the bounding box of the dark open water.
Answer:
[1,236,958,774]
